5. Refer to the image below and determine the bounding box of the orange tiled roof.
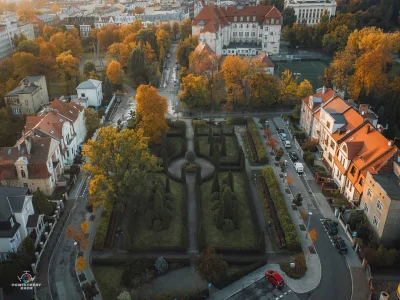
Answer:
[48,99,83,123]
[302,88,335,113]
[254,53,275,68]
[323,97,349,113]
[195,42,215,55]
[331,108,364,142]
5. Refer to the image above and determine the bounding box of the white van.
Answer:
[284,140,291,148]
[294,162,304,174]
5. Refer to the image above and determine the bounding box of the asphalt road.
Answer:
[228,277,301,300]
[271,117,352,300]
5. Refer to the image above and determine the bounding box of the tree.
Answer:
[83,61,96,78]
[12,52,39,80]
[228,170,234,192]
[286,174,293,185]
[245,73,280,108]
[50,32,83,57]
[156,27,171,60]
[106,43,130,67]
[136,29,158,57]
[180,19,192,39]
[33,188,56,215]
[76,256,87,272]
[176,36,198,68]
[56,51,79,94]
[322,25,352,55]
[12,33,27,48]
[85,108,101,138]
[220,136,226,156]
[165,177,171,193]
[172,22,180,40]
[293,193,303,207]
[43,26,59,41]
[80,221,89,233]
[213,144,220,173]
[279,70,298,103]
[296,79,313,99]
[83,126,159,214]
[211,173,220,193]
[292,104,301,120]
[19,237,35,267]
[65,224,88,250]
[266,137,278,151]
[129,47,146,86]
[282,7,296,28]
[106,61,125,87]
[233,202,240,229]
[51,3,60,12]
[195,247,228,284]
[17,40,40,56]
[117,292,131,300]
[309,228,318,243]
[135,85,168,144]
[275,147,284,161]
[179,74,207,109]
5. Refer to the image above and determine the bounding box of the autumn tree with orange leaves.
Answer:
[83,126,159,213]
[106,61,124,87]
[65,224,88,250]
[106,43,130,67]
[76,256,87,272]
[56,51,79,94]
[266,137,278,151]
[136,85,168,144]
[309,228,318,243]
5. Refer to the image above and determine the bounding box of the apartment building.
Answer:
[4,76,49,115]
[318,97,364,171]
[24,100,86,166]
[0,136,62,195]
[333,123,398,203]
[284,0,337,25]
[192,5,282,56]
[32,14,61,37]
[0,22,35,59]
[360,161,400,245]
[300,87,335,139]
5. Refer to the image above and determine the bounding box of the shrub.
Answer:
[211,173,220,193]
[185,150,196,163]
[306,155,315,167]
[193,120,207,127]
[280,252,307,279]
[152,220,163,232]
[161,209,171,229]
[226,116,247,125]
[93,209,111,250]
[211,192,220,202]
[303,151,311,160]
[262,166,301,251]
[302,138,319,152]
[184,162,199,173]
[211,200,221,211]
[145,210,154,230]
[223,219,234,232]
[155,256,169,274]
[247,118,268,164]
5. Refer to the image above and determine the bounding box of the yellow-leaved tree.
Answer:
[106,60,125,87]
[279,69,298,103]
[135,85,168,144]
[56,51,79,94]
[297,79,313,99]
[106,43,130,67]
[83,126,159,213]
[179,74,208,109]
[76,256,87,272]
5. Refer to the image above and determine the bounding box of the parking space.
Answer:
[228,277,300,300]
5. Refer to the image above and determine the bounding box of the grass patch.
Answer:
[197,136,239,163]
[48,79,77,97]
[92,266,123,300]
[279,252,307,279]
[200,172,258,249]
[126,174,185,251]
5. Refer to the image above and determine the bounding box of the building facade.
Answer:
[284,0,337,25]
[360,162,400,245]
[76,79,103,107]
[192,5,282,56]
[4,76,49,115]
[0,22,35,59]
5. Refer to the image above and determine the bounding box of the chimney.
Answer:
[359,104,369,116]
[388,140,394,146]
[322,86,326,94]
[25,136,32,155]
[365,125,372,134]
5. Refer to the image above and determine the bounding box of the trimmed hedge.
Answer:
[262,166,301,251]
[226,116,248,125]
[247,119,268,164]
[93,208,112,251]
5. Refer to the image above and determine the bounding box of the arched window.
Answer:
[21,170,26,178]
[342,144,347,153]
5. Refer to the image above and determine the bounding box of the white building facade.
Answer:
[76,79,103,108]
[0,22,35,59]
[192,5,282,56]
[284,0,337,26]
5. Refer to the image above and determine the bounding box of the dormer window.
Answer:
[253,16,256,21]
[234,16,237,21]
[326,121,331,129]
[59,119,63,122]
[246,16,249,21]
[21,169,26,178]
[240,16,243,21]
[271,19,274,24]
[50,130,55,134]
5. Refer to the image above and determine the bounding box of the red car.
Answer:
[265,270,284,289]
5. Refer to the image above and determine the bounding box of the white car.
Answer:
[279,133,287,141]
[284,140,291,148]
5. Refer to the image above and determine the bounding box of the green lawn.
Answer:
[200,172,258,249]
[48,79,77,97]
[92,266,124,300]
[197,136,239,163]
[126,174,185,251]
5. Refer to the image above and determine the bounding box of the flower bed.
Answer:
[262,166,301,251]
[247,119,268,164]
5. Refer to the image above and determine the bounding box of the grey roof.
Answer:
[5,84,39,97]
[8,195,27,213]
[0,186,29,221]
[325,110,347,124]
[372,173,400,200]
[24,75,44,83]
[35,14,57,23]
[76,79,102,89]
[0,220,20,238]
[26,214,40,228]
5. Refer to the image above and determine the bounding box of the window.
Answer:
[259,34,262,37]
[21,170,26,178]
[240,16,243,21]
[359,178,364,187]
[252,24,256,28]
[377,200,383,211]
[246,16,249,21]
[364,203,369,213]
[271,19,274,24]
[233,32,237,37]
[81,93,85,97]
[245,32,249,36]
[251,32,255,36]
[239,32,243,36]
[253,16,256,21]
[23,183,28,188]
[25,100,28,105]
[328,153,332,161]
[326,121,331,129]
[10,217,14,227]
[350,166,356,176]
[233,24,237,28]
[372,215,379,228]
[330,140,335,150]
[234,16,237,21]
[367,189,372,197]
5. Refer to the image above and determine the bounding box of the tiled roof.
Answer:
[49,99,84,122]
[331,108,364,142]
[254,53,275,68]
[5,84,39,97]
[195,42,215,55]
[323,97,349,113]
[302,88,335,112]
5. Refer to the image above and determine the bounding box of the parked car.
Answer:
[334,237,348,254]
[323,219,338,235]
[289,151,298,162]
[277,128,284,134]
[279,133,287,141]
[284,140,291,148]
[265,270,284,289]
[167,54,170,58]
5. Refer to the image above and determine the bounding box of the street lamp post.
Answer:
[306,212,313,238]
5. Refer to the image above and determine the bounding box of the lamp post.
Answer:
[306,212,313,238]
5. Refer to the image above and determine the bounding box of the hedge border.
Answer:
[247,118,268,164]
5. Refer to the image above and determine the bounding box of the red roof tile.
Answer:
[254,53,275,68]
